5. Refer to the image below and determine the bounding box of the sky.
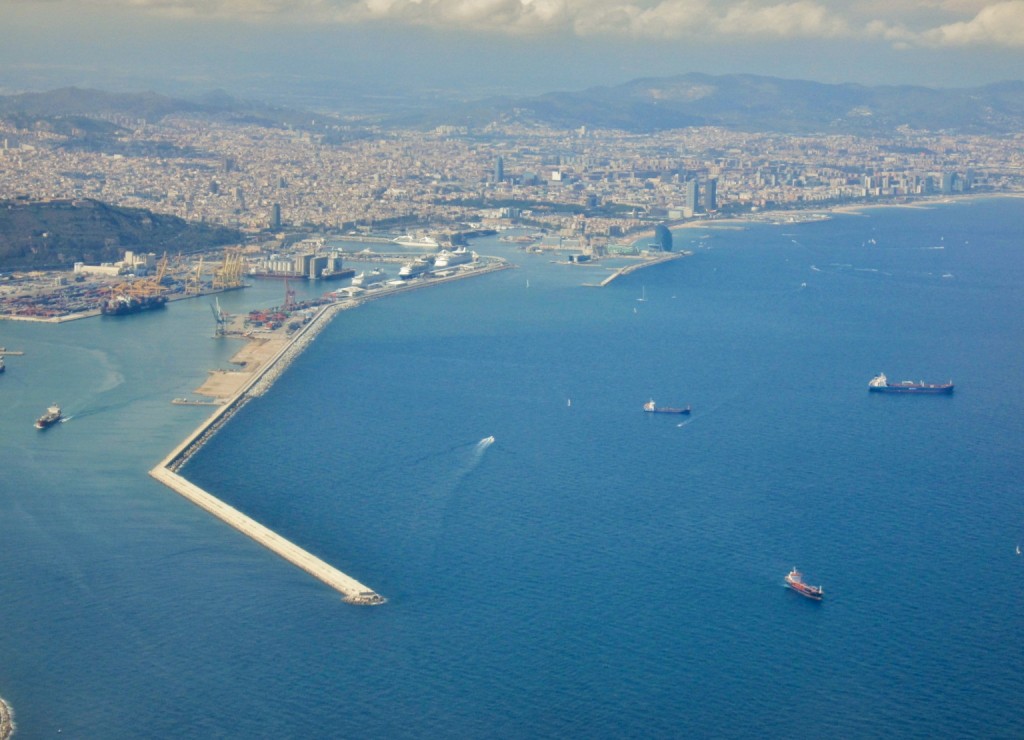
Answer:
[2,0,1023,103]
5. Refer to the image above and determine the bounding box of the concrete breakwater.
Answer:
[597,251,687,286]
[151,299,385,605]
[150,467,384,605]
[150,259,511,604]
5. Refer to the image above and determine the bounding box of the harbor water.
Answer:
[1,198,1023,737]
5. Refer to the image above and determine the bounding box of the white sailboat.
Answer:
[636,286,647,302]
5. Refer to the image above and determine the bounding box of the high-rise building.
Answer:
[271,203,282,230]
[654,224,673,252]
[495,156,504,183]
[705,178,718,212]
[685,179,699,213]
[940,172,955,195]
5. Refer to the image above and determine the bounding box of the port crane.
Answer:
[210,296,228,337]
[212,247,246,291]
[184,256,206,295]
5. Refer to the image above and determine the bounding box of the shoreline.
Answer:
[149,258,513,604]
[625,191,1024,242]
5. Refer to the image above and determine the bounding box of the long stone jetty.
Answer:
[149,260,511,604]
[150,300,385,605]
[596,251,688,286]
[150,466,383,604]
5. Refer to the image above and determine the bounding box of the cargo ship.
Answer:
[785,567,823,601]
[100,293,168,316]
[35,404,62,429]
[868,372,954,394]
[643,399,691,414]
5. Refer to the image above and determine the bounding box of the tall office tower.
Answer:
[271,203,282,230]
[705,178,718,212]
[940,171,955,194]
[495,156,504,183]
[685,179,699,213]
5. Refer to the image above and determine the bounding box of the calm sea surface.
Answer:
[1,198,1023,737]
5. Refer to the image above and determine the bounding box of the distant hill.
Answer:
[0,198,240,271]
[405,73,1024,134]
[0,87,341,153]
[4,74,1023,137]
[0,86,310,125]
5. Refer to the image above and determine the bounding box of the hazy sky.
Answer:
[2,0,1022,100]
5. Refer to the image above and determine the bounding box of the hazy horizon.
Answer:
[2,1,1023,106]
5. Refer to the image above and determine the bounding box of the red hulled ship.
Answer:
[785,567,823,601]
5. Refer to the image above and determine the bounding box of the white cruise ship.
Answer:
[392,234,440,249]
[433,247,475,268]
[351,268,389,287]
[398,257,432,279]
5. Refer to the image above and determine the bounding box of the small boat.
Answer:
[35,404,62,430]
[636,286,647,302]
[785,567,823,601]
[643,399,691,415]
[868,372,953,394]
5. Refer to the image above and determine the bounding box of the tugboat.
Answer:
[643,399,691,415]
[35,404,62,429]
[868,372,954,394]
[785,567,823,601]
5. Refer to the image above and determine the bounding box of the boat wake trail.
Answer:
[450,437,496,492]
[403,436,500,571]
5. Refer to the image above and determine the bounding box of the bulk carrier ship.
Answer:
[868,372,954,394]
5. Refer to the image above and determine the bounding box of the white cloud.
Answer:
[66,0,1024,47]
[571,1,716,38]
[917,0,1024,45]
[716,1,850,37]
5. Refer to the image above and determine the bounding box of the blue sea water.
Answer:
[2,198,1023,737]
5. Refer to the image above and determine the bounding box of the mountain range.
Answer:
[431,74,1024,134]
[2,73,1023,136]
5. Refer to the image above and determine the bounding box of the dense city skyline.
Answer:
[2,1,1023,102]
